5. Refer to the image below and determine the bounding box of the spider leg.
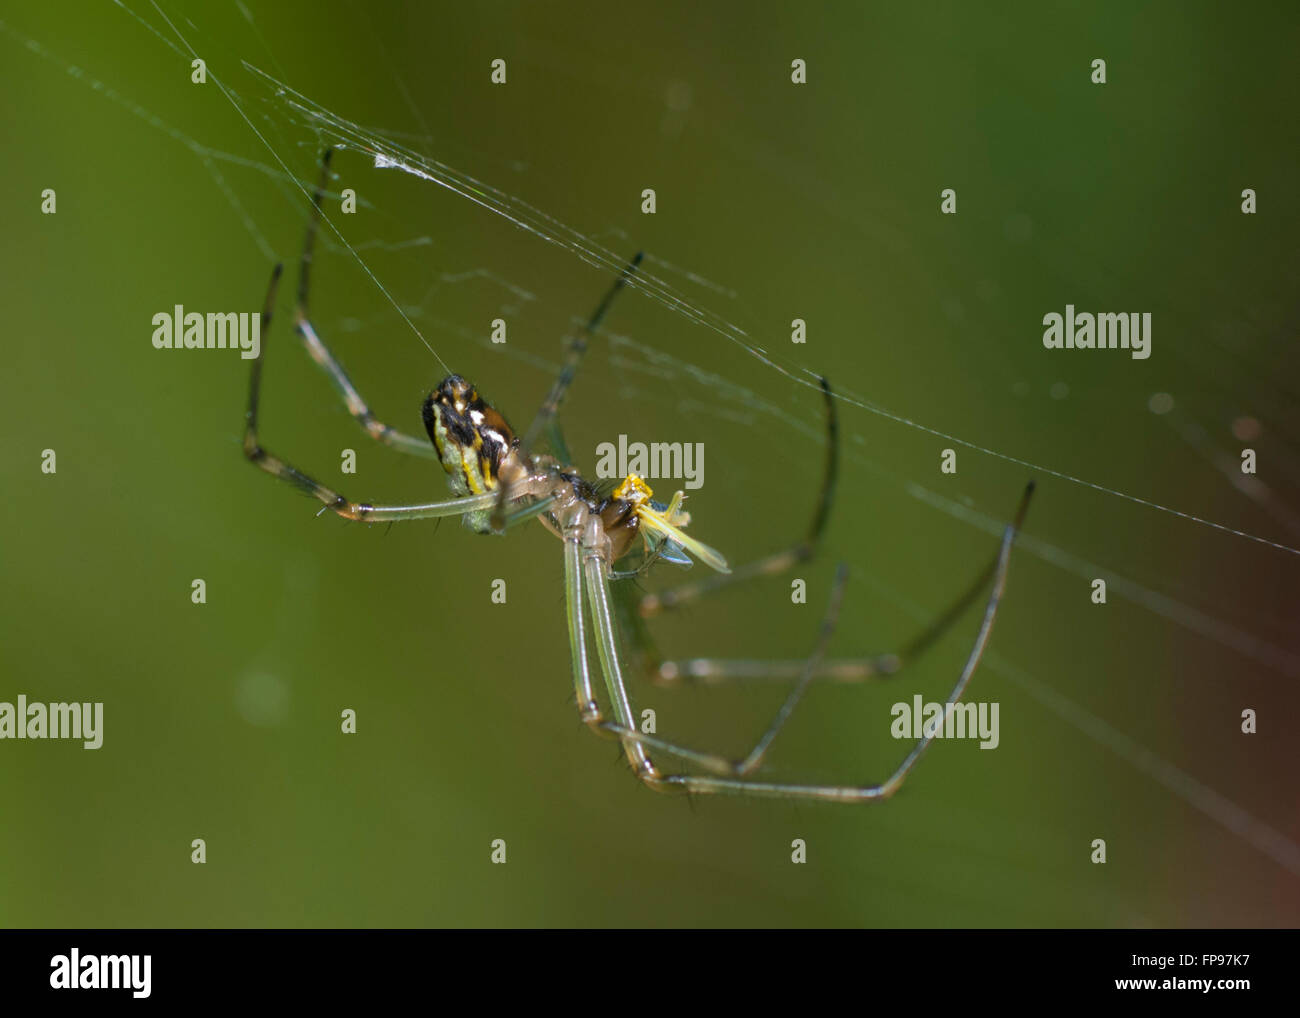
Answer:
[544,417,573,467]
[489,251,644,530]
[293,149,438,459]
[562,525,623,740]
[638,376,838,619]
[730,561,849,774]
[596,562,850,779]
[244,261,553,524]
[590,484,1032,801]
[580,522,659,780]
[655,481,1035,686]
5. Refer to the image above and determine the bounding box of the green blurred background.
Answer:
[2,0,1297,926]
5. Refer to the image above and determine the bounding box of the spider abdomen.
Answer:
[422,374,525,531]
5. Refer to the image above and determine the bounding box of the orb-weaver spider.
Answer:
[242,151,1033,802]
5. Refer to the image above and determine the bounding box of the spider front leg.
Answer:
[562,519,644,749]
[292,149,438,459]
[244,262,553,525]
[580,520,660,780]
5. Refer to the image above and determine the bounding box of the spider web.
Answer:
[6,0,1299,900]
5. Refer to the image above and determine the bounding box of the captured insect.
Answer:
[242,151,1034,802]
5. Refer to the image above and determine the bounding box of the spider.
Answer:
[242,151,1035,803]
